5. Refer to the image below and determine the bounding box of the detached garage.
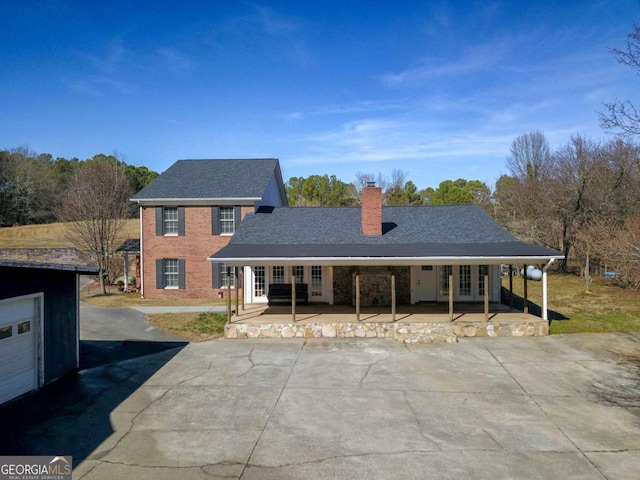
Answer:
[0,260,98,404]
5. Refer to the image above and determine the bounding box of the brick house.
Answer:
[130,159,287,299]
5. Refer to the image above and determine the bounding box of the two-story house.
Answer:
[131,159,287,299]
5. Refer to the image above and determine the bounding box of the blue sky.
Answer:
[1,1,639,190]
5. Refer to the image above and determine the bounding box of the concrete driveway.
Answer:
[1,333,639,479]
[79,301,188,370]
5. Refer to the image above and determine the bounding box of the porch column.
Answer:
[448,274,454,321]
[523,264,529,314]
[123,254,129,292]
[226,267,232,322]
[484,275,489,321]
[291,267,296,323]
[509,264,514,308]
[542,259,555,322]
[391,274,396,322]
[240,267,245,311]
[355,274,361,321]
[235,267,240,316]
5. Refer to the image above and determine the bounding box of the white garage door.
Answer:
[0,294,42,404]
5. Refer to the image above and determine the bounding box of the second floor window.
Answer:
[220,206,234,234]
[156,206,184,236]
[163,207,178,235]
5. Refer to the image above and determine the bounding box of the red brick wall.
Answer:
[361,187,382,236]
[141,205,251,299]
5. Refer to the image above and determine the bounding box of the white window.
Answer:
[220,206,235,234]
[311,266,322,297]
[164,259,179,288]
[163,207,178,235]
[272,266,285,284]
[439,265,452,296]
[221,265,236,288]
[293,266,305,283]
[459,265,471,296]
[479,265,488,297]
[254,266,265,297]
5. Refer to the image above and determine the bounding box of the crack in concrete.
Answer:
[239,340,307,479]
[401,390,443,450]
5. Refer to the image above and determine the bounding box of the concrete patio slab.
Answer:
[1,333,639,480]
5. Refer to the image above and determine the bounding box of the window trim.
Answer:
[156,258,185,289]
[156,206,185,236]
[212,205,241,235]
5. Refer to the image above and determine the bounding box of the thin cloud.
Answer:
[157,47,196,73]
[199,4,312,66]
[62,76,136,97]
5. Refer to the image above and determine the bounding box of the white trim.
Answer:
[209,255,564,267]
[139,206,144,297]
[132,197,260,206]
[542,258,555,322]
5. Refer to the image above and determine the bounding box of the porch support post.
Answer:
[391,274,396,321]
[240,267,245,311]
[484,275,489,321]
[523,265,529,314]
[448,274,454,321]
[226,267,232,322]
[355,274,361,321]
[509,264,513,308]
[123,254,129,292]
[291,268,296,323]
[235,267,240,316]
[542,259,555,322]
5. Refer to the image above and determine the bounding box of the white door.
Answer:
[0,295,41,404]
[418,266,437,301]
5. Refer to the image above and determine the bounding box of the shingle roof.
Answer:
[0,259,100,274]
[116,239,140,254]
[131,159,284,201]
[210,204,564,261]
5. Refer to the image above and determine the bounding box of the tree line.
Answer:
[285,169,492,210]
[0,147,158,227]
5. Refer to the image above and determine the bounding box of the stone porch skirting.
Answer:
[224,318,549,343]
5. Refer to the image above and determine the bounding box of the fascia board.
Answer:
[207,255,565,267]
[131,197,261,206]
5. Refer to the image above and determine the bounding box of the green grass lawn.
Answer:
[503,273,640,334]
[145,312,227,342]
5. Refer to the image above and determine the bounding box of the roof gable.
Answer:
[131,158,286,202]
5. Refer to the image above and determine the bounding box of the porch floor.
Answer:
[225,302,548,343]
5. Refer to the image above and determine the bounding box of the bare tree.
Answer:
[600,23,640,137]
[56,157,132,294]
[507,131,551,180]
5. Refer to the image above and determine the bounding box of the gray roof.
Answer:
[131,159,285,201]
[210,205,564,262]
[116,239,140,254]
[0,259,100,274]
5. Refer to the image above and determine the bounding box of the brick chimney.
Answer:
[361,182,382,236]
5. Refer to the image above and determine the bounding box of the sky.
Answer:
[1,1,639,190]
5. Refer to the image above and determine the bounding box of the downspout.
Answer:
[542,259,556,322]
[139,205,144,298]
